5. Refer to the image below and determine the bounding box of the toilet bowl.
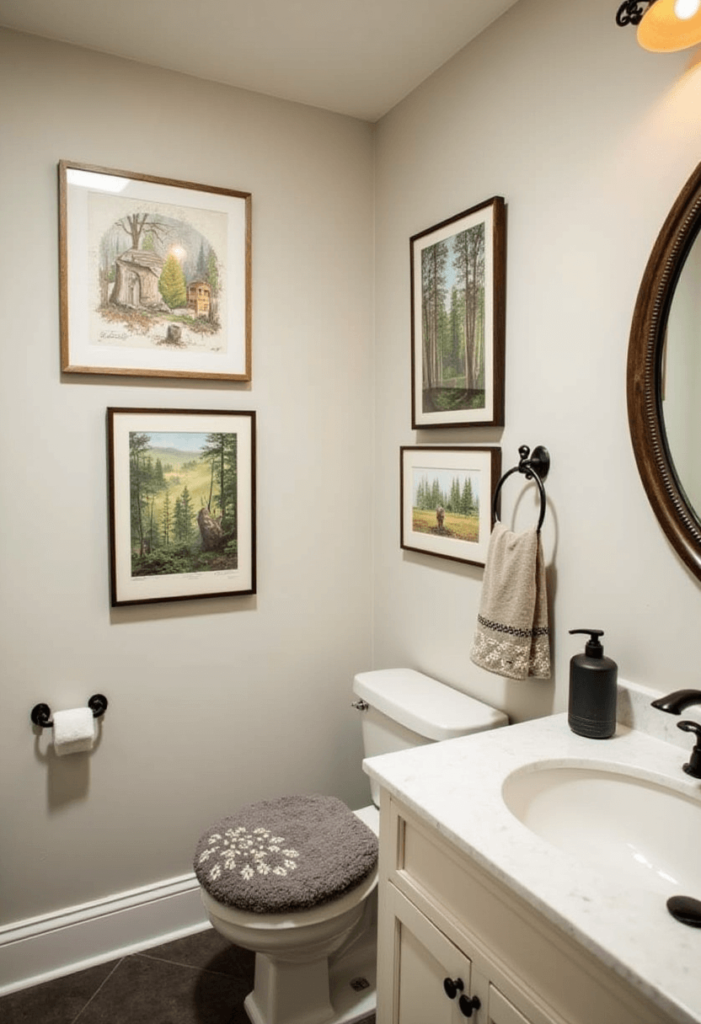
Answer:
[195,669,507,1024]
[202,808,379,1024]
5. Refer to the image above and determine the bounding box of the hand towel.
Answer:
[470,523,550,680]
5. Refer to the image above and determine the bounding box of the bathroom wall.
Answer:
[4,0,701,961]
[0,30,375,927]
[372,0,701,721]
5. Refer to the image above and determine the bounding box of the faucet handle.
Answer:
[677,720,701,779]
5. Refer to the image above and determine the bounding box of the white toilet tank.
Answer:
[353,668,508,806]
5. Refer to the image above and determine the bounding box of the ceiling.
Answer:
[0,0,521,122]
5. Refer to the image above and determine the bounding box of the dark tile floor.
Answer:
[0,928,377,1024]
[0,928,255,1024]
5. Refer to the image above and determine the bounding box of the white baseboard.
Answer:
[0,872,209,996]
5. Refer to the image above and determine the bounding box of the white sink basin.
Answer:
[502,764,701,895]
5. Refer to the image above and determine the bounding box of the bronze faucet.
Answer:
[651,689,701,779]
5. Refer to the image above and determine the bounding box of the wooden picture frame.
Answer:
[108,408,256,606]
[59,161,251,381]
[411,197,505,428]
[400,446,501,566]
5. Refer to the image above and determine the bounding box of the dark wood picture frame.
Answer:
[108,408,256,606]
[627,160,701,581]
[411,197,506,428]
[59,160,252,381]
[400,446,501,566]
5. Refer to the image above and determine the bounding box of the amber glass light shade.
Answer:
[638,0,701,51]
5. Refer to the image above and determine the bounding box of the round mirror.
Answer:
[628,161,701,581]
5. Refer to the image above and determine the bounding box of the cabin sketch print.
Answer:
[129,430,238,579]
[59,162,251,381]
[411,197,505,428]
[93,194,227,356]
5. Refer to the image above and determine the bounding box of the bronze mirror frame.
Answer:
[627,161,701,581]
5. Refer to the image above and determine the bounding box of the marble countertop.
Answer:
[364,702,701,1024]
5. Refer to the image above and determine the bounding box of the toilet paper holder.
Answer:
[30,694,109,729]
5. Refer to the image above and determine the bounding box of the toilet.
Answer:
[195,668,507,1024]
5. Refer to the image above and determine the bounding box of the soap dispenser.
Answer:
[568,629,617,738]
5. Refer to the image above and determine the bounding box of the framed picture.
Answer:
[410,197,505,428]
[108,408,256,606]
[400,446,501,566]
[59,161,251,381]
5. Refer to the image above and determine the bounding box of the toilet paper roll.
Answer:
[52,707,97,756]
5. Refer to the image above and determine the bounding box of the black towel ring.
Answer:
[492,445,550,533]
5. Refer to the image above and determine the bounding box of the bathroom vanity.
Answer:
[364,683,701,1024]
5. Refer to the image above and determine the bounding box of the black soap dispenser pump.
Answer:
[568,629,617,739]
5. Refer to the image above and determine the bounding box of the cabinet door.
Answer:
[485,984,532,1024]
[385,885,479,1024]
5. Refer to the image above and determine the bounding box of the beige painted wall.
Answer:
[0,30,375,925]
[372,0,701,720]
[4,0,701,935]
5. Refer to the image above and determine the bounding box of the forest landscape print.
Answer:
[109,410,255,605]
[411,197,504,427]
[401,446,500,567]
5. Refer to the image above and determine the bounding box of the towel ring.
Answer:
[492,445,550,533]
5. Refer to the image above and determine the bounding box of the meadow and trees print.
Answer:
[60,162,251,381]
[129,430,239,578]
[411,467,480,544]
[411,198,505,428]
[109,410,255,605]
[401,446,501,567]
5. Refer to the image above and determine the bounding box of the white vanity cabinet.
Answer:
[376,792,677,1024]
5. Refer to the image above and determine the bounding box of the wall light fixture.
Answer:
[616,0,701,51]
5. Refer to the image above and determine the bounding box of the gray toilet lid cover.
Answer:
[194,794,378,913]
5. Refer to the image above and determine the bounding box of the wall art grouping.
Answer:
[56,160,256,606]
[404,196,506,567]
[107,408,256,606]
[410,196,505,429]
[59,160,252,382]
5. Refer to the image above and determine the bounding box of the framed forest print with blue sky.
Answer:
[411,196,505,428]
[108,408,256,606]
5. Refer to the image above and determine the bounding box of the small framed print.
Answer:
[59,161,251,381]
[108,408,256,606]
[411,197,505,428]
[400,446,501,566]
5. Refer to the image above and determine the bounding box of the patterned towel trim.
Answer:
[472,624,551,680]
[477,614,550,639]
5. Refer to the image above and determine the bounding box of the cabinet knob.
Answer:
[443,977,465,999]
[459,993,481,1017]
